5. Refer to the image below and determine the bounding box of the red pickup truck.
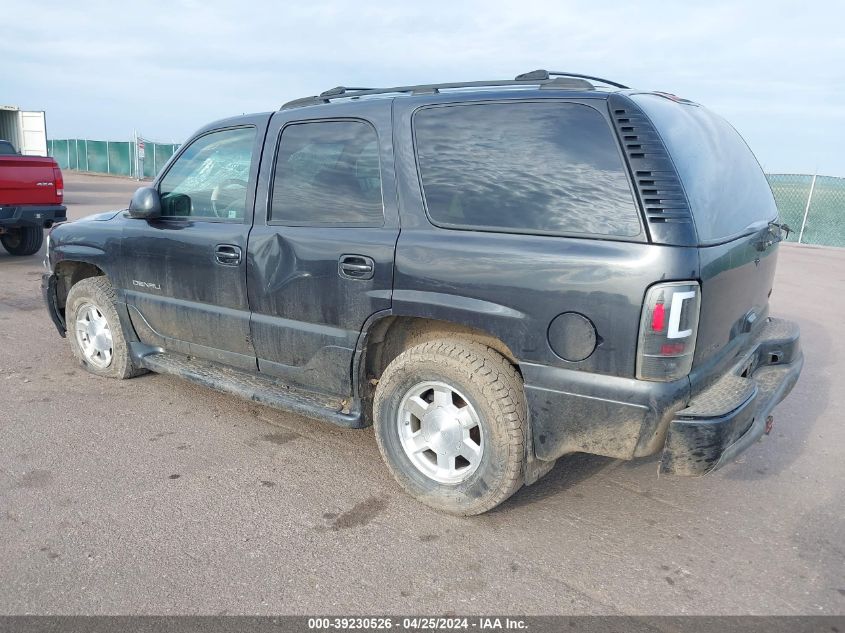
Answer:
[0,139,66,256]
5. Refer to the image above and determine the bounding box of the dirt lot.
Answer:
[0,172,843,615]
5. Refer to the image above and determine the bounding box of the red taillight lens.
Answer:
[53,167,64,199]
[637,281,701,381]
[651,301,665,331]
[660,342,686,355]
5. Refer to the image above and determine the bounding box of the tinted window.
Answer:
[271,121,383,226]
[631,94,777,243]
[413,102,640,237]
[0,140,17,155]
[159,127,255,220]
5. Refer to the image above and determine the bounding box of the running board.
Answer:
[138,351,364,429]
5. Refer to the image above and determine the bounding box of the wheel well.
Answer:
[54,261,105,311]
[361,316,519,401]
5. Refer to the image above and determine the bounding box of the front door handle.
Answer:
[215,244,242,266]
[339,254,374,280]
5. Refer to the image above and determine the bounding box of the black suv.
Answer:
[42,71,803,515]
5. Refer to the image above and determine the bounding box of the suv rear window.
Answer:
[631,94,778,243]
[413,102,641,238]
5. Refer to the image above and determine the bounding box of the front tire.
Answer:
[373,339,526,515]
[65,276,145,379]
[1,227,44,256]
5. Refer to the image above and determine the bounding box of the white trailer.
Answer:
[0,105,48,156]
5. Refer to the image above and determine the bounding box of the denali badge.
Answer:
[132,280,161,291]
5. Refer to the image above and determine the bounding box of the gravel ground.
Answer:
[0,172,842,615]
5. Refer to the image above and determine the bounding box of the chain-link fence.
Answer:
[767,174,845,247]
[48,138,179,179]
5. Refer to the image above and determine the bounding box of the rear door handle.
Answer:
[215,244,242,266]
[338,254,374,280]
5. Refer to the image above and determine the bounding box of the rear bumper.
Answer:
[660,317,802,475]
[0,204,67,229]
[522,317,802,473]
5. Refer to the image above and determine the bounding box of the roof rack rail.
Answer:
[320,86,374,98]
[280,70,629,110]
[515,69,630,89]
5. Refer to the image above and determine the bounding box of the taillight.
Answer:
[637,281,701,381]
[52,167,63,199]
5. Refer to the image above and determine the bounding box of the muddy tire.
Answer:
[1,227,44,256]
[373,339,526,515]
[65,276,146,379]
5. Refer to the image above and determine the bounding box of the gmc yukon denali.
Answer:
[41,71,803,514]
[0,139,66,256]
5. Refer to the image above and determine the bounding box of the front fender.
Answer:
[49,215,121,282]
[53,243,108,265]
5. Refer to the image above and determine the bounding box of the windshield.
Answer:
[631,94,777,244]
[0,140,18,155]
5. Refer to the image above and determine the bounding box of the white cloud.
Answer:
[1,0,843,173]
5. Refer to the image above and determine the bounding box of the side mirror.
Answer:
[128,187,162,219]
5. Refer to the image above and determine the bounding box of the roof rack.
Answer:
[280,69,629,110]
[514,70,629,89]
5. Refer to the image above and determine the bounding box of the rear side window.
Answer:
[631,94,777,243]
[270,120,383,226]
[413,102,641,237]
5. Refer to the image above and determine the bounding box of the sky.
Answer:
[2,0,844,176]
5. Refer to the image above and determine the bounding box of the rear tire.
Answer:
[1,227,44,256]
[373,339,526,515]
[65,277,146,379]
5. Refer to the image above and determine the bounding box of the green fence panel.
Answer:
[801,176,845,248]
[84,140,108,174]
[107,141,133,177]
[82,139,92,172]
[143,146,157,179]
[66,139,75,170]
[161,144,178,172]
[50,140,69,169]
[70,139,82,170]
[766,174,812,242]
[50,137,177,178]
[142,142,178,179]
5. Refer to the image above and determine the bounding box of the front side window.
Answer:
[270,120,383,226]
[413,102,641,237]
[159,127,255,220]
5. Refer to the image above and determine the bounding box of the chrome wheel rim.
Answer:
[74,302,113,368]
[397,381,484,484]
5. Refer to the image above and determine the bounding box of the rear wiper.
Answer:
[754,221,792,251]
[769,220,792,239]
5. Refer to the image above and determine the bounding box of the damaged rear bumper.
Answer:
[660,317,802,475]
